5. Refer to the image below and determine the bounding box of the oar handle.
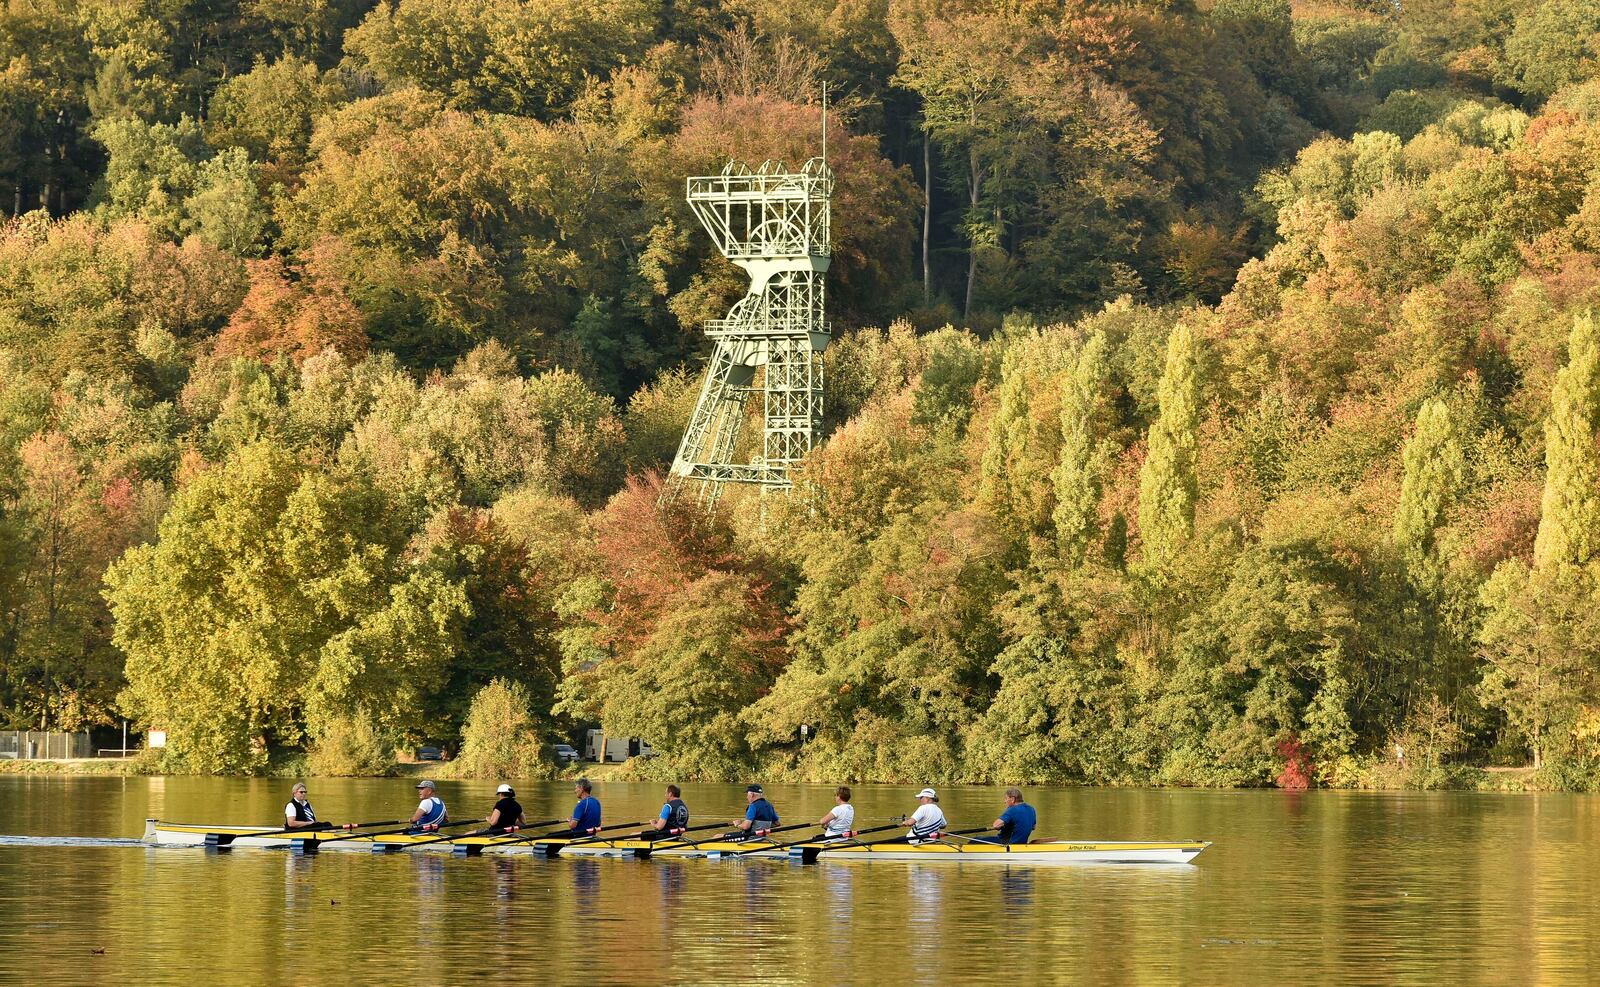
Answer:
[534,821,654,853]
[312,817,481,846]
[724,822,901,857]
[473,818,567,844]
[388,819,489,850]
[654,821,728,837]
[798,823,991,860]
[690,822,812,855]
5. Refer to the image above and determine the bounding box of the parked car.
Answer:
[416,745,444,762]
[550,744,579,765]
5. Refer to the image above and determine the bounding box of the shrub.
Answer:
[454,679,551,780]
[306,718,398,777]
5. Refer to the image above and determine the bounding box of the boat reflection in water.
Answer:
[656,859,687,909]
[823,859,855,920]
[1000,865,1034,915]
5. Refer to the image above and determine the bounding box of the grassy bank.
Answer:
[0,757,149,776]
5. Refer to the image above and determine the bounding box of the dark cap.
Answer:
[746,784,764,795]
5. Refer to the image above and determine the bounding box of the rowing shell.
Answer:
[144,821,1210,864]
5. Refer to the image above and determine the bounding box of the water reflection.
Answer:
[3,779,1598,985]
[570,857,600,919]
[492,857,519,903]
[823,860,855,920]
[999,865,1033,915]
[656,860,686,909]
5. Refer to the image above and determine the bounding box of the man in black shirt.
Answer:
[486,784,525,833]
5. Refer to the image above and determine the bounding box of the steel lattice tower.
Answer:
[668,158,833,502]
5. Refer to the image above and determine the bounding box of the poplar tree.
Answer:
[1138,321,1202,569]
[1052,330,1112,566]
[1533,310,1600,571]
[1480,311,1600,767]
[1393,397,1465,584]
[976,344,1031,526]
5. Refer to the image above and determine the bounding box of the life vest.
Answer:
[748,798,779,829]
[417,796,446,827]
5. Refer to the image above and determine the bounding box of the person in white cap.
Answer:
[903,788,947,843]
[408,780,447,831]
[486,784,524,834]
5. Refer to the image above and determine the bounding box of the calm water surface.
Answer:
[0,777,1594,985]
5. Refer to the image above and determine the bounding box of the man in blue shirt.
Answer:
[643,784,690,840]
[989,787,1037,844]
[728,783,778,839]
[567,778,602,834]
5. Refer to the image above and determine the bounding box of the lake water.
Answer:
[0,777,1594,985]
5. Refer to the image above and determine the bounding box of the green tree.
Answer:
[1501,0,1600,101]
[1478,562,1600,768]
[1533,311,1600,570]
[1138,320,1202,570]
[1393,397,1466,584]
[344,0,656,119]
[454,678,551,779]
[1052,330,1114,566]
[106,441,469,772]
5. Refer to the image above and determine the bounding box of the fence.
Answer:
[0,730,92,760]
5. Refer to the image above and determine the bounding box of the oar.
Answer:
[624,820,731,856]
[207,819,401,848]
[306,817,483,848]
[391,816,564,852]
[406,815,569,857]
[460,819,600,852]
[716,822,904,859]
[637,821,811,860]
[540,821,651,856]
[799,826,991,864]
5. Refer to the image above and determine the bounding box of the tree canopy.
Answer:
[1,0,1599,788]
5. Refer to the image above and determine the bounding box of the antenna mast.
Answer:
[822,81,828,167]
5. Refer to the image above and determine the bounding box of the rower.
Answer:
[486,784,524,834]
[818,786,854,839]
[645,784,689,840]
[284,783,325,830]
[567,778,601,834]
[729,783,778,839]
[409,780,447,831]
[988,786,1037,844]
[904,787,947,844]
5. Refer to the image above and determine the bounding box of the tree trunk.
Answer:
[965,146,979,320]
[922,133,932,303]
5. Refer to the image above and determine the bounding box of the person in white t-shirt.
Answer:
[819,786,855,838]
[904,787,947,843]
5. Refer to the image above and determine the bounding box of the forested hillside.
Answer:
[3,0,1599,787]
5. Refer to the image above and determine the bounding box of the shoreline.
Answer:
[0,757,1555,792]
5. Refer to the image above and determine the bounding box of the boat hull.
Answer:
[143,821,1210,864]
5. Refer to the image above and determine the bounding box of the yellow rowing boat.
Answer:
[144,820,1210,864]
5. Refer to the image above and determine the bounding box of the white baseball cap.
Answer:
[496,784,514,794]
[916,787,937,800]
